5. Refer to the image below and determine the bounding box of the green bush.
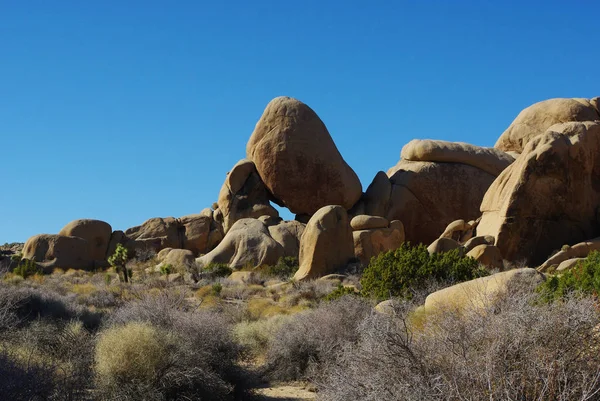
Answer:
[325,284,360,302]
[203,263,233,278]
[211,282,223,296]
[13,258,41,279]
[538,251,600,301]
[260,257,299,279]
[159,263,173,275]
[361,243,487,300]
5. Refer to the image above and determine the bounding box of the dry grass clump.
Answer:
[233,314,293,359]
[319,288,600,401]
[263,295,372,382]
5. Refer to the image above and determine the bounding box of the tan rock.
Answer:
[424,268,544,313]
[294,206,354,280]
[199,208,213,218]
[162,249,195,268]
[22,234,94,271]
[478,121,600,265]
[216,159,279,233]
[268,220,305,258]
[196,218,284,270]
[374,299,401,315]
[439,219,471,241]
[495,97,600,153]
[246,97,362,215]
[106,230,127,259]
[556,258,585,272]
[427,238,462,255]
[402,139,515,176]
[463,235,495,253]
[228,271,261,284]
[125,217,182,249]
[157,247,173,262]
[179,214,212,255]
[58,219,112,261]
[353,225,405,266]
[537,237,600,272]
[466,244,503,270]
[387,160,495,245]
[362,171,392,217]
[350,215,389,230]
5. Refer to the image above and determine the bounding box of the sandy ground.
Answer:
[255,384,316,400]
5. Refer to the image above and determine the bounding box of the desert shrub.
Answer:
[203,262,233,278]
[212,282,223,296]
[264,296,372,381]
[361,243,487,300]
[233,315,292,358]
[160,263,174,275]
[13,258,42,279]
[324,284,360,301]
[538,251,600,301]
[259,256,299,279]
[319,289,600,401]
[99,293,251,400]
[281,279,338,307]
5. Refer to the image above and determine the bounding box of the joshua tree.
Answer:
[108,244,130,283]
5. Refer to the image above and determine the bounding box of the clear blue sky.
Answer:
[1,1,599,243]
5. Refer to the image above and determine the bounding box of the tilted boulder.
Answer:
[294,206,355,280]
[537,237,600,273]
[22,234,94,271]
[427,238,463,255]
[386,160,496,245]
[402,139,515,176]
[479,122,600,265]
[268,220,305,258]
[466,244,504,270]
[196,218,284,270]
[216,159,279,233]
[495,97,600,153]
[246,97,362,215]
[58,219,112,261]
[353,220,405,266]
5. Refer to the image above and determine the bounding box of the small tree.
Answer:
[108,244,129,283]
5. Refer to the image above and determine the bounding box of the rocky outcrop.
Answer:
[402,139,515,176]
[216,159,279,233]
[22,234,94,271]
[495,97,600,153]
[294,206,355,280]
[478,121,600,266]
[196,218,284,270]
[58,219,112,261]
[246,97,362,215]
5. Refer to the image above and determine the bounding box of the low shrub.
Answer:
[264,296,372,381]
[361,243,488,300]
[258,256,299,279]
[233,315,292,358]
[13,258,42,279]
[204,263,233,278]
[538,251,600,301]
[324,284,360,302]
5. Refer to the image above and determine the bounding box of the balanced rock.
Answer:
[402,139,515,176]
[246,97,362,215]
[350,215,389,230]
[58,219,112,261]
[387,160,496,245]
[478,121,600,265]
[466,244,503,270]
[495,97,600,153]
[294,205,354,280]
[196,218,284,270]
[216,159,279,233]
[22,234,94,271]
[353,220,404,266]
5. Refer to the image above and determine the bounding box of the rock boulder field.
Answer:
[17,95,600,279]
[246,97,362,215]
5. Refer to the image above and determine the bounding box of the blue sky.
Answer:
[1,1,599,243]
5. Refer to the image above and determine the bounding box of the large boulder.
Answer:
[350,215,389,230]
[196,218,284,270]
[58,219,112,261]
[495,97,600,153]
[478,121,600,265]
[294,206,355,280]
[466,244,504,270]
[386,160,496,245]
[246,97,362,215]
[424,268,544,314]
[179,214,214,254]
[268,220,305,258]
[216,159,279,233]
[402,139,515,176]
[22,234,94,270]
[125,217,182,249]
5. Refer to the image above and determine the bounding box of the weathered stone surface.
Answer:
[216,159,278,233]
[179,214,212,255]
[125,217,182,249]
[362,171,393,217]
[246,97,362,215]
[387,160,495,245]
[424,268,544,313]
[22,234,94,270]
[58,219,112,261]
[196,218,284,270]
[162,249,195,268]
[479,121,600,266]
[463,235,495,253]
[537,237,600,272]
[294,206,354,280]
[268,220,305,258]
[466,244,503,270]
[495,97,600,153]
[156,247,173,262]
[350,215,389,231]
[556,258,585,272]
[427,238,462,255]
[402,139,515,176]
[353,225,404,266]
